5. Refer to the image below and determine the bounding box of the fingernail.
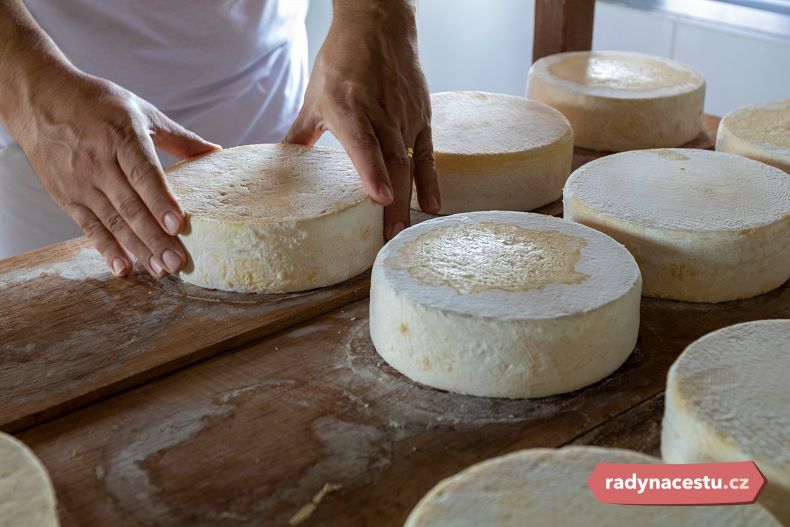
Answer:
[162,249,182,274]
[163,212,182,235]
[378,183,393,203]
[111,257,127,276]
[390,221,406,239]
[149,256,165,276]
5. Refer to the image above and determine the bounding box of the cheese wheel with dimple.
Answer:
[716,99,790,173]
[168,144,383,293]
[662,320,790,524]
[410,91,573,214]
[405,447,780,527]
[527,51,705,151]
[369,211,641,398]
[564,149,790,303]
[0,432,59,527]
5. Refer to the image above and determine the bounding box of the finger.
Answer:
[150,111,220,160]
[66,202,133,277]
[88,189,163,278]
[374,124,412,239]
[117,132,186,236]
[412,126,441,214]
[98,164,186,275]
[331,113,394,206]
[283,109,323,145]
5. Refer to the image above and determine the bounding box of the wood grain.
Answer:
[570,394,665,456]
[533,0,596,63]
[0,238,370,433]
[18,280,789,526]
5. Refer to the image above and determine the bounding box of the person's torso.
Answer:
[0,0,309,149]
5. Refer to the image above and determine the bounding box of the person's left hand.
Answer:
[284,0,440,240]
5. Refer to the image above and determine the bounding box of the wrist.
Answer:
[0,15,73,129]
[0,46,74,132]
[331,0,417,33]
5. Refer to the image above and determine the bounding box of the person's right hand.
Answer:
[8,65,219,278]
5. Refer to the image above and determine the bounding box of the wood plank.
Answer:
[18,280,789,526]
[533,0,596,63]
[0,237,370,433]
[569,393,664,456]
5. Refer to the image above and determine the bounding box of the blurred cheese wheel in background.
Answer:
[716,99,790,173]
[662,320,790,524]
[527,51,705,151]
[405,447,780,527]
[370,211,641,398]
[564,149,790,302]
[169,144,383,293]
[412,91,573,215]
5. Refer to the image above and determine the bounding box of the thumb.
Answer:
[151,111,221,160]
[282,109,323,146]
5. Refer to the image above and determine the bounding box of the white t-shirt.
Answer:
[0,0,309,258]
[0,0,309,148]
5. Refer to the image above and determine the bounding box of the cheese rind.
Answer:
[406,447,780,527]
[526,51,705,151]
[662,320,790,524]
[716,99,790,173]
[168,144,383,293]
[413,91,573,214]
[0,432,59,527]
[563,149,790,302]
[369,211,641,398]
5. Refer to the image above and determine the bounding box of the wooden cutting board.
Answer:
[0,238,370,433]
[18,279,789,526]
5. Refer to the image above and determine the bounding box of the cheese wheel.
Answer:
[406,447,780,527]
[410,91,573,214]
[716,99,790,173]
[527,51,705,151]
[0,432,59,527]
[369,211,641,398]
[564,149,790,302]
[662,320,790,524]
[169,144,383,293]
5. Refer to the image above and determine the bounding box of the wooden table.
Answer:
[7,115,783,526]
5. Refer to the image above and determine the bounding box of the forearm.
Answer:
[0,0,73,127]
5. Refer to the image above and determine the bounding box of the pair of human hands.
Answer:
[4,1,438,278]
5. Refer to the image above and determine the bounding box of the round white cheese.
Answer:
[169,144,383,293]
[405,447,780,527]
[369,211,642,398]
[0,432,59,527]
[662,320,790,525]
[526,51,705,151]
[564,148,790,302]
[412,91,573,214]
[716,99,790,173]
